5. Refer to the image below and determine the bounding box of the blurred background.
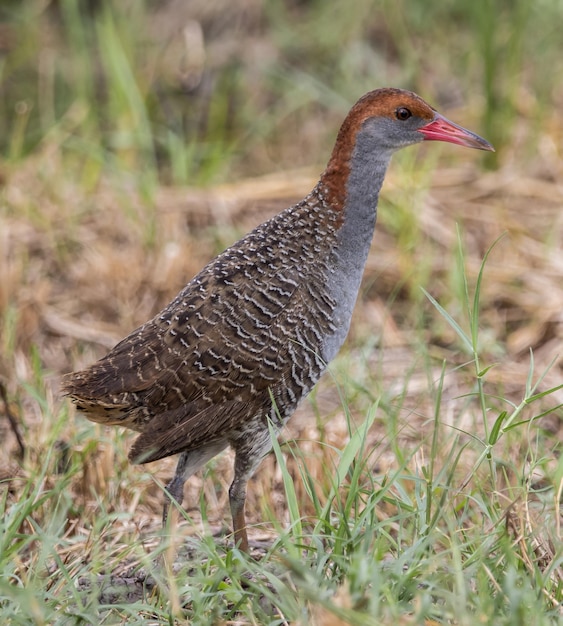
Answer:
[1,0,562,364]
[1,0,562,183]
[0,1,561,620]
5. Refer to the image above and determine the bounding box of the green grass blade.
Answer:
[471,232,505,349]
[422,287,473,353]
[268,419,302,556]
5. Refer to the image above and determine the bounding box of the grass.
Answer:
[1,0,562,624]
[1,347,561,624]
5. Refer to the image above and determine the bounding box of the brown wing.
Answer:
[63,201,337,458]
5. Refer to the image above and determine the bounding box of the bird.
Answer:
[62,88,493,554]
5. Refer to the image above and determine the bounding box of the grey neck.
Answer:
[335,134,394,279]
[342,149,392,240]
[320,135,394,362]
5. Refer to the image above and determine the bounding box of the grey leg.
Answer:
[162,451,190,524]
[162,441,229,526]
[229,431,273,553]
[229,470,250,553]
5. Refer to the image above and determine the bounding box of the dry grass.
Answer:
[1,132,561,592]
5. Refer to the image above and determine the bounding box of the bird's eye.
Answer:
[395,107,412,121]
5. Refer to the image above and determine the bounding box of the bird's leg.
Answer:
[158,452,193,573]
[162,451,190,525]
[229,472,250,554]
[162,442,229,526]
[229,437,272,554]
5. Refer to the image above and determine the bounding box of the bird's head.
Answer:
[321,88,493,213]
[349,88,494,153]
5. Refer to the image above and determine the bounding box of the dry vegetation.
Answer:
[0,0,562,623]
[2,147,562,614]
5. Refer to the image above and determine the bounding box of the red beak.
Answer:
[418,113,494,151]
